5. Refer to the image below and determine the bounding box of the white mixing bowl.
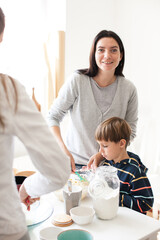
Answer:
[70,206,95,225]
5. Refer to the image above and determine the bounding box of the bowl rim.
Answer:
[57,228,93,239]
[63,185,82,193]
[70,206,95,217]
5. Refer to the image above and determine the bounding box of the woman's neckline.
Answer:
[93,74,117,87]
[92,75,117,88]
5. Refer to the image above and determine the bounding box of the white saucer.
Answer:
[39,227,62,240]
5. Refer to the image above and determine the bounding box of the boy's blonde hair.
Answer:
[95,117,131,147]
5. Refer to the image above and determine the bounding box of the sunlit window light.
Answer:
[0,0,66,115]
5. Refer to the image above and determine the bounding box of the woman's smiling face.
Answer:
[95,37,122,74]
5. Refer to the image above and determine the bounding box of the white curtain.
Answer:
[44,31,65,109]
[128,116,160,175]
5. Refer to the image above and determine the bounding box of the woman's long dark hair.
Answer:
[78,30,125,77]
[0,75,18,129]
[0,7,5,34]
[0,10,18,129]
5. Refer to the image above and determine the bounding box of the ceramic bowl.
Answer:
[70,206,95,225]
[39,226,62,240]
[57,229,93,240]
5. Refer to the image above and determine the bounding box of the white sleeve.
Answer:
[12,81,70,197]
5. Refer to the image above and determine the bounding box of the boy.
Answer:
[89,117,153,214]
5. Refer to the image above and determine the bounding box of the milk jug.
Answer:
[88,166,120,220]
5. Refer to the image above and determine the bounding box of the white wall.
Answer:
[65,0,160,174]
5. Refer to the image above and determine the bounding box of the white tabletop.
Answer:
[28,192,160,240]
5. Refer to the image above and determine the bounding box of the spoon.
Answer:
[75,171,88,182]
[68,180,72,192]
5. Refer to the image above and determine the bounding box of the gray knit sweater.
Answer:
[47,72,138,165]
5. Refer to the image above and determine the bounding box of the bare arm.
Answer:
[51,126,75,172]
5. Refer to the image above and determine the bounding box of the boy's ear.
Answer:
[0,32,4,43]
[119,139,126,148]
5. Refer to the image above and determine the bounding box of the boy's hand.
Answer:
[87,152,103,170]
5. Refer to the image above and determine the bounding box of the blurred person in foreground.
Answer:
[0,7,70,240]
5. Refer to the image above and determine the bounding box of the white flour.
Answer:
[93,190,119,220]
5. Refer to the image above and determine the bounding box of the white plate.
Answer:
[39,227,62,240]
[22,200,53,227]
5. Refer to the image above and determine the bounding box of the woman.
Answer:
[47,30,138,171]
[0,8,70,240]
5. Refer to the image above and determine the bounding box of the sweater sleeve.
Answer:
[119,171,154,214]
[125,84,138,141]
[47,72,79,127]
[11,79,71,197]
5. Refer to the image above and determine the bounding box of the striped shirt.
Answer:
[103,151,154,214]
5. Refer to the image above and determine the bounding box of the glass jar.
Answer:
[88,165,120,220]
